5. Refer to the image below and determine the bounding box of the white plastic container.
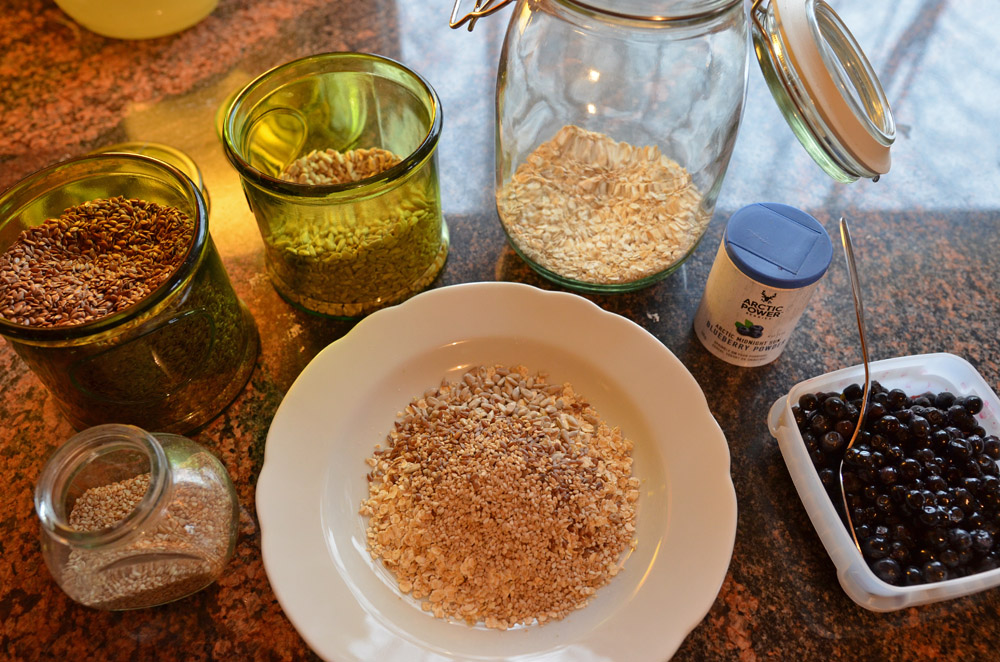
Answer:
[767,353,1000,611]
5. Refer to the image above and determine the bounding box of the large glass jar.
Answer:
[454,0,894,293]
[0,153,259,433]
[494,0,749,292]
[34,424,239,609]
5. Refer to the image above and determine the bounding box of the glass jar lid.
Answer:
[752,0,895,183]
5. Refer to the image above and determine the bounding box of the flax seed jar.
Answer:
[0,152,259,432]
[693,203,832,367]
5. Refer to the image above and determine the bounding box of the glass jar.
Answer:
[493,0,748,292]
[53,0,218,40]
[453,0,894,292]
[34,424,240,609]
[0,153,259,433]
[88,141,212,212]
[222,52,449,319]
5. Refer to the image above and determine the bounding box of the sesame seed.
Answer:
[60,456,234,610]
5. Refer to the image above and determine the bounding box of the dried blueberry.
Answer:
[902,566,924,585]
[799,392,819,412]
[961,395,984,416]
[934,392,957,409]
[873,558,902,584]
[843,383,863,401]
[821,431,845,454]
[984,436,1000,459]
[922,561,948,582]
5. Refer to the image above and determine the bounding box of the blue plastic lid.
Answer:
[724,203,833,289]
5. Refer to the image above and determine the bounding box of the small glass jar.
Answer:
[222,52,449,319]
[34,424,240,610]
[0,152,259,433]
[453,0,894,292]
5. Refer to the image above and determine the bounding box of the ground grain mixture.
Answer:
[496,125,709,285]
[361,365,639,629]
[63,459,233,609]
[268,147,446,317]
[0,196,194,327]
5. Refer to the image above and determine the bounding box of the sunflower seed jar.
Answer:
[0,152,259,433]
[34,424,239,610]
[222,52,448,318]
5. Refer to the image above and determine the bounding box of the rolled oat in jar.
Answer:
[693,203,832,367]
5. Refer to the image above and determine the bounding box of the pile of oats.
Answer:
[496,124,710,285]
[361,365,639,629]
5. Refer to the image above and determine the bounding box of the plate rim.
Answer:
[257,282,737,661]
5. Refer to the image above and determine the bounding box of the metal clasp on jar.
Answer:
[449,0,514,31]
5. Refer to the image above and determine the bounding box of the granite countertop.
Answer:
[2,0,1000,660]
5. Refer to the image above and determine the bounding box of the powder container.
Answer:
[693,203,833,367]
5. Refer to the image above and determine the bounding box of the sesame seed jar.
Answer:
[34,424,239,609]
[0,152,259,433]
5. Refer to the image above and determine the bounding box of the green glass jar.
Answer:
[222,52,448,319]
[0,153,259,433]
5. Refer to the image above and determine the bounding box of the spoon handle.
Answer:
[838,216,872,553]
[840,217,870,371]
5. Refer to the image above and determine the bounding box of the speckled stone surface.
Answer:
[2,0,1000,660]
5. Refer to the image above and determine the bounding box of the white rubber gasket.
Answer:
[773,0,890,175]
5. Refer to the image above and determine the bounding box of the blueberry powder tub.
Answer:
[693,203,833,367]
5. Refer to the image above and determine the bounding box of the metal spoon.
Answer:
[838,217,871,553]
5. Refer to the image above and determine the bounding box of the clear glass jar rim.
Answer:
[555,0,740,23]
[811,0,895,146]
[222,51,443,199]
[34,424,170,548]
[0,152,209,343]
[753,0,894,178]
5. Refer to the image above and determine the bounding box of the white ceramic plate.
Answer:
[257,282,736,662]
